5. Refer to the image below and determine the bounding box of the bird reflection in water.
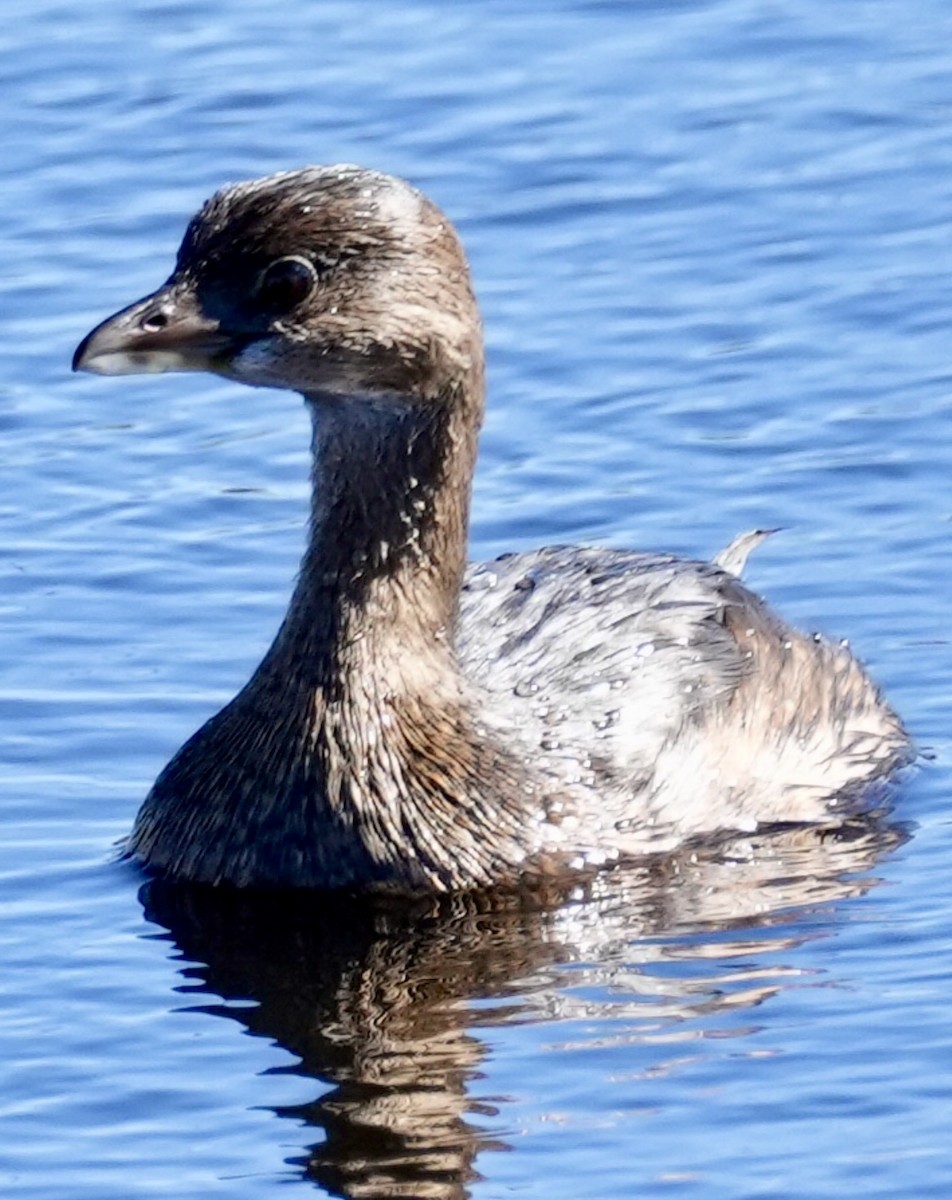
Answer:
[140,815,906,1199]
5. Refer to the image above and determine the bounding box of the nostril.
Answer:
[140,307,169,333]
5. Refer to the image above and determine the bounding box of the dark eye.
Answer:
[255,255,318,314]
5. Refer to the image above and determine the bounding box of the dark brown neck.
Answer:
[269,377,481,688]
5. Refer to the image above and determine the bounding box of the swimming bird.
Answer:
[73,165,910,892]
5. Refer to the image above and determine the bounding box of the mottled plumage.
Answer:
[73,165,910,891]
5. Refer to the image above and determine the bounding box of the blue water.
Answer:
[3,0,952,1196]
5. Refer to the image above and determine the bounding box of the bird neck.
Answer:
[273,379,482,681]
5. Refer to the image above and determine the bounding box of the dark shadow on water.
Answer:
[139,816,908,1199]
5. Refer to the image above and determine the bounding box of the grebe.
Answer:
[73,166,909,891]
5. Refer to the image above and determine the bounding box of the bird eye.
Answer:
[255,255,318,314]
